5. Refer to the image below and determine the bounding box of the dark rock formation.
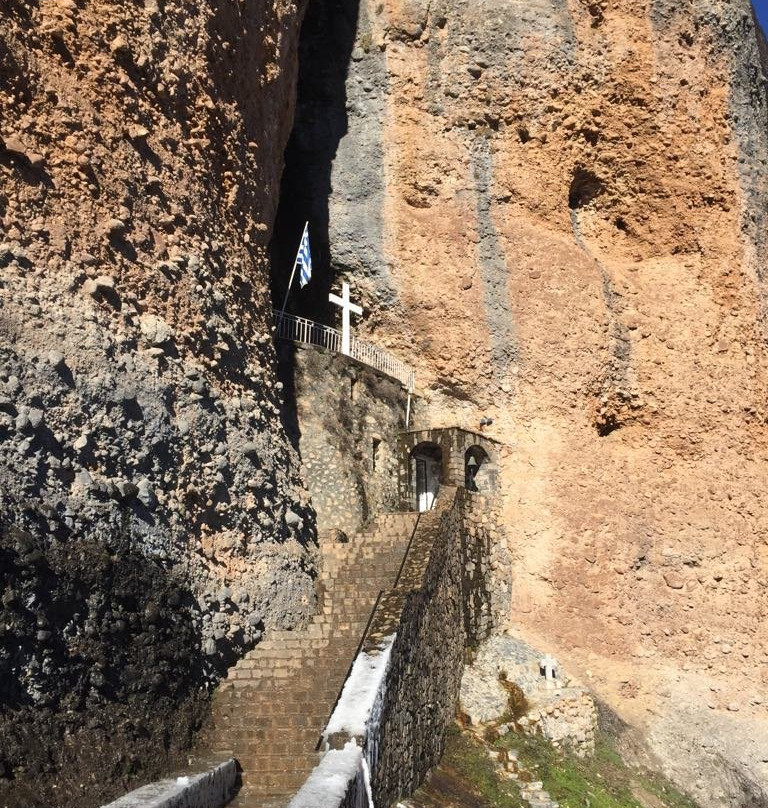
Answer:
[0,1,316,804]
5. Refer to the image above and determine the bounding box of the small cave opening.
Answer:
[614,216,628,232]
[269,0,361,326]
[568,168,604,210]
[595,414,621,437]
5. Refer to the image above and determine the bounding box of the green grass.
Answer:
[495,730,700,808]
[410,724,700,808]
[435,724,525,808]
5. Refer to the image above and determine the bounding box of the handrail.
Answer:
[392,512,422,590]
[273,310,416,392]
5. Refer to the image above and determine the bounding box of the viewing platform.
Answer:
[273,309,416,393]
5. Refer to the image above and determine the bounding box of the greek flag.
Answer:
[296,224,312,288]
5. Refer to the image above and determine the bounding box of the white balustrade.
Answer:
[273,311,415,392]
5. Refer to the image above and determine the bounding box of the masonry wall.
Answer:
[278,344,411,535]
[459,489,514,642]
[364,491,512,805]
[287,481,512,808]
[365,491,465,805]
[398,428,500,510]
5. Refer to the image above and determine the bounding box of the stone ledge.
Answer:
[288,742,364,808]
[101,759,237,808]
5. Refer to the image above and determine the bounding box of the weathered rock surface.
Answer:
[283,0,768,804]
[0,1,315,805]
[4,0,768,804]
[460,634,598,755]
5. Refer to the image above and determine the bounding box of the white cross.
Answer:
[329,282,362,356]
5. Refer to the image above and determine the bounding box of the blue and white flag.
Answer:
[296,224,312,288]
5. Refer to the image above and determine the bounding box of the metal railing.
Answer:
[273,310,416,392]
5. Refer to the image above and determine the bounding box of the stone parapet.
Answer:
[101,759,236,808]
[364,488,466,807]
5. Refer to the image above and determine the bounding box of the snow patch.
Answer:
[324,634,396,739]
[288,742,363,808]
[289,635,396,807]
[361,755,374,806]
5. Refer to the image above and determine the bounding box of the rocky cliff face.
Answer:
[287,1,768,805]
[4,0,768,805]
[0,1,315,805]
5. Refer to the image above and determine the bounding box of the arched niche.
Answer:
[465,445,495,493]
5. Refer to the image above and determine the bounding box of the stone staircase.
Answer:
[197,511,419,807]
[493,747,560,808]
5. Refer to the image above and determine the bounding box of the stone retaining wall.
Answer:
[101,759,236,808]
[278,343,411,535]
[365,488,467,807]
[459,488,513,642]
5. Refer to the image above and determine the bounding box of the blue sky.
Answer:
[753,0,768,34]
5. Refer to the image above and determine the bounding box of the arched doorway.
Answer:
[411,442,442,512]
[465,446,491,493]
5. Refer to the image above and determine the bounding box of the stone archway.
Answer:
[411,441,442,512]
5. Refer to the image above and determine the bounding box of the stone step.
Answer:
[325,546,406,556]
[228,795,287,808]
[323,552,404,564]
[522,791,550,802]
[322,564,404,576]
[323,547,406,559]
[194,510,415,801]
[238,752,321,768]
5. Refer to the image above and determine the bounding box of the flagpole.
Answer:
[277,221,308,332]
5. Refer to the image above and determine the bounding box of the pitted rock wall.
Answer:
[0,2,315,805]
